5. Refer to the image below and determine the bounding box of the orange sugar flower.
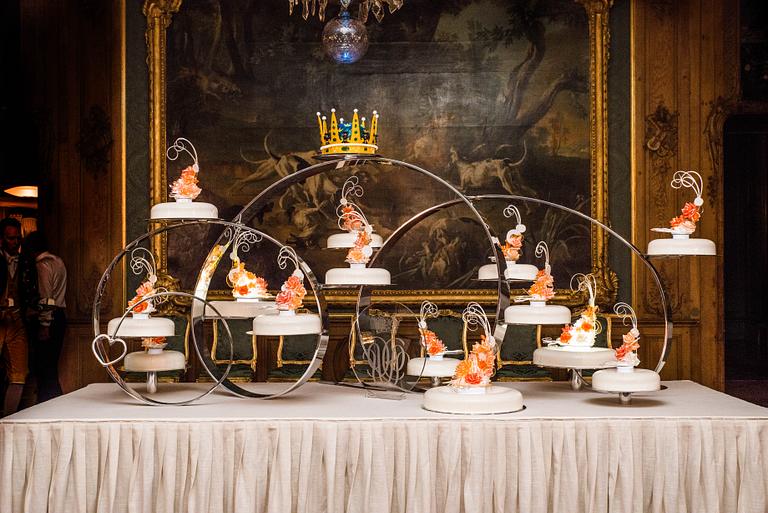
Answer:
[681,202,701,222]
[559,325,573,343]
[464,372,483,385]
[453,359,472,379]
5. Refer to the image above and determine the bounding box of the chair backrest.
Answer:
[211,319,258,380]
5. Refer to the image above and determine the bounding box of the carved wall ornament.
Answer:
[645,102,678,159]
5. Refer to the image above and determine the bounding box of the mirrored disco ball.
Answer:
[322,11,369,64]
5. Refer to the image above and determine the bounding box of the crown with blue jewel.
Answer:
[316,108,380,156]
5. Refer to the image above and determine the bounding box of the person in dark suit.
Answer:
[23,231,67,402]
[0,218,38,416]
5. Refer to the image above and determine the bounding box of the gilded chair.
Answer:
[204,318,258,382]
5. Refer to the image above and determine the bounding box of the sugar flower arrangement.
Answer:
[141,337,167,351]
[225,227,269,299]
[613,302,641,367]
[126,248,167,315]
[417,300,446,357]
[274,246,307,311]
[652,171,705,236]
[167,137,202,201]
[336,176,376,265]
[515,241,554,303]
[500,204,526,262]
[450,303,497,389]
[549,273,601,348]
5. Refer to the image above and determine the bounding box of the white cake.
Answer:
[324,264,391,285]
[504,301,571,325]
[123,349,185,372]
[406,356,460,377]
[647,234,716,256]
[204,299,278,319]
[326,232,383,249]
[252,310,322,335]
[591,367,661,392]
[107,314,175,338]
[150,198,218,220]
[423,385,524,414]
[478,261,538,281]
[533,346,616,369]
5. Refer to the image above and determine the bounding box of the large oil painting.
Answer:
[162,0,595,291]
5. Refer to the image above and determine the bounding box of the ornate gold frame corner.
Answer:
[143,0,617,308]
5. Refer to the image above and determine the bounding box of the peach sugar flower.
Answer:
[170,166,202,200]
[345,230,372,264]
[501,233,523,261]
[670,202,701,230]
[275,274,307,311]
[615,330,641,362]
[420,329,446,357]
[528,269,555,301]
[141,337,166,350]
[451,335,496,388]
[558,304,598,346]
[227,261,269,297]
[341,205,364,232]
[128,281,155,314]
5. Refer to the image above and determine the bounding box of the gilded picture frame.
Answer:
[142,0,616,307]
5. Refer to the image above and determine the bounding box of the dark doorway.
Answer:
[724,114,768,405]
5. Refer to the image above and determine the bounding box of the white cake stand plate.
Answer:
[423,385,524,414]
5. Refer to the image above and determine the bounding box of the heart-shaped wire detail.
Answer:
[92,334,128,367]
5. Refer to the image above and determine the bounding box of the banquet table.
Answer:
[1,380,767,513]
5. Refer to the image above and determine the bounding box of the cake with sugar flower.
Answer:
[406,301,461,381]
[423,303,524,414]
[648,170,716,256]
[478,204,538,282]
[150,138,218,220]
[503,241,571,325]
[532,273,616,375]
[252,247,322,336]
[324,177,390,285]
[592,302,661,400]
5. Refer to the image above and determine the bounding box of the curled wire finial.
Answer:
[535,241,550,272]
[502,204,526,234]
[462,302,493,341]
[336,176,372,231]
[129,247,157,280]
[613,302,639,330]
[418,300,439,328]
[229,227,262,261]
[671,171,704,206]
[570,273,597,305]
[166,137,199,172]
[341,176,364,202]
[277,246,304,278]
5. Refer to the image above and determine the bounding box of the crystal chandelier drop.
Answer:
[288,0,404,23]
[321,0,369,64]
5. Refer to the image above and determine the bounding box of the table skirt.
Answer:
[2,417,767,513]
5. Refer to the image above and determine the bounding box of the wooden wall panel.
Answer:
[631,0,739,390]
[19,0,124,393]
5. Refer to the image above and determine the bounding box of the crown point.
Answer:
[331,108,336,112]
[316,112,321,116]
[372,110,378,114]
[322,116,327,120]
[354,108,358,112]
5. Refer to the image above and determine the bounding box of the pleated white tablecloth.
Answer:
[1,381,767,513]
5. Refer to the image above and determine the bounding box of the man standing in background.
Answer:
[23,231,66,402]
[0,218,37,416]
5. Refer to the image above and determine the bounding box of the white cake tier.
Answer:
[107,315,175,338]
[150,199,218,220]
[252,310,322,336]
[123,350,185,372]
[423,385,524,414]
[325,264,391,285]
[477,262,538,282]
[533,346,616,369]
[204,299,277,319]
[326,232,384,249]
[591,367,661,393]
[504,302,571,325]
[647,235,716,256]
[406,356,460,377]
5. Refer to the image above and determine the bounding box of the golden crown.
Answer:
[316,108,379,156]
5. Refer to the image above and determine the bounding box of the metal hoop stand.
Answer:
[95,157,672,404]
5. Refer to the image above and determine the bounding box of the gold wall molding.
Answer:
[144,1,617,307]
